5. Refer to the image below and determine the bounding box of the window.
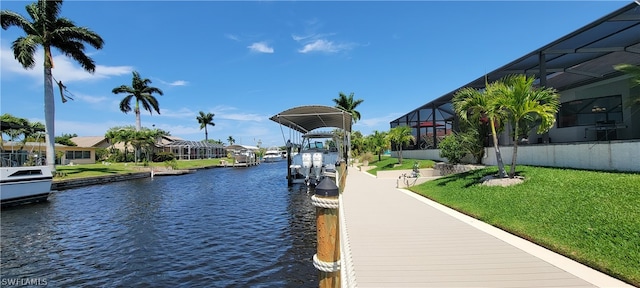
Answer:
[558,95,622,128]
[65,150,92,159]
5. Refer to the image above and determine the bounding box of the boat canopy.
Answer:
[269,105,352,134]
[224,144,259,151]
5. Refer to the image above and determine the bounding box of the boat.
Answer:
[263,147,284,163]
[270,105,352,186]
[1,122,53,206]
[224,144,259,165]
[1,165,53,206]
[289,131,342,185]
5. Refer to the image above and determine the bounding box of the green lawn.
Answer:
[54,158,230,180]
[408,166,640,286]
[364,155,435,175]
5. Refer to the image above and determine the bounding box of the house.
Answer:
[1,141,97,165]
[390,2,640,172]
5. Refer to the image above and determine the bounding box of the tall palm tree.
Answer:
[333,92,364,123]
[227,136,235,145]
[453,81,508,178]
[495,74,560,178]
[113,71,163,132]
[1,0,104,171]
[386,125,414,165]
[196,111,215,141]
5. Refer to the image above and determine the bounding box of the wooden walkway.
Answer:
[339,168,632,287]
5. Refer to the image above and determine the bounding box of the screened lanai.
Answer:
[165,140,225,160]
[391,1,640,150]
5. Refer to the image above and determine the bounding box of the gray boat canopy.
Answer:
[269,105,353,134]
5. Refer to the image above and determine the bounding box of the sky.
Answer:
[0,0,631,148]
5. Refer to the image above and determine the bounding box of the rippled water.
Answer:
[1,161,318,287]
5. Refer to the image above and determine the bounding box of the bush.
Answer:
[438,133,466,164]
[359,152,374,163]
[153,152,175,162]
[164,159,178,170]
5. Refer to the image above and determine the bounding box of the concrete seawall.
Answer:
[52,172,150,191]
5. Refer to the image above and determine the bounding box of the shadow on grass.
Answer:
[434,168,496,188]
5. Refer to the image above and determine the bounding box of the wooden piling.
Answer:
[313,178,340,288]
[338,160,347,193]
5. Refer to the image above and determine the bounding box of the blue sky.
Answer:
[1,0,630,148]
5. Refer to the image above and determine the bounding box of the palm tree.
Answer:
[332,92,364,123]
[227,136,235,145]
[369,130,389,161]
[453,81,508,178]
[386,125,414,164]
[495,74,560,178]
[196,111,215,141]
[614,64,640,107]
[112,71,163,132]
[1,0,104,171]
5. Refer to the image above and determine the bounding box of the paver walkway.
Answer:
[339,168,632,287]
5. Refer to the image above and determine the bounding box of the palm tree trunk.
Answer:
[510,122,519,178]
[490,117,507,178]
[205,127,209,142]
[44,65,56,172]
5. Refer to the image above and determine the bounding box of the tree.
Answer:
[227,136,235,145]
[55,133,77,146]
[2,0,104,171]
[369,130,389,161]
[332,92,364,123]
[494,74,560,178]
[112,71,163,132]
[196,111,215,141]
[614,63,640,107]
[453,82,508,178]
[386,125,414,164]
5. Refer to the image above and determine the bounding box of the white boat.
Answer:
[263,148,284,163]
[1,121,53,206]
[289,131,342,186]
[1,161,53,207]
[270,105,352,186]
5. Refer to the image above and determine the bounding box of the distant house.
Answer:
[71,135,225,160]
[1,141,97,165]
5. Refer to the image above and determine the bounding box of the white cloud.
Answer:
[298,39,340,53]
[158,79,189,86]
[1,46,132,83]
[219,112,265,122]
[291,32,353,54]
[225,34,240,41]
[247,42,274,53]
[73,93,109,104]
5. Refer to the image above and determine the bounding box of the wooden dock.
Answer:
[339,168,632,287]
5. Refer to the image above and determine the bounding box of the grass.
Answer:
[364,155,435,176]
[54,158,231,180]
[408,165,640,286]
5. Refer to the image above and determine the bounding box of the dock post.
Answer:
[286,145,293,185]
[338,160,346,193]
[312,178,340,288]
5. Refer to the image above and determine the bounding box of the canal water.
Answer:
[1,161,319,287]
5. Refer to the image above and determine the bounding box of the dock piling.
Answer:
[312,178,340,288]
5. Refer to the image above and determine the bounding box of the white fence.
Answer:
[397,140,640,172]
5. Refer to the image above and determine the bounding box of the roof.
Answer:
[394,1,640,122]
[71,136,108,148]
[269,105,353,134]
[224,144,259,151]
[165,140,224,148]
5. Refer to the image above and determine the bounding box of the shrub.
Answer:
[438,133,467,164]
[359,152,374,163]
[153,152,175,162]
